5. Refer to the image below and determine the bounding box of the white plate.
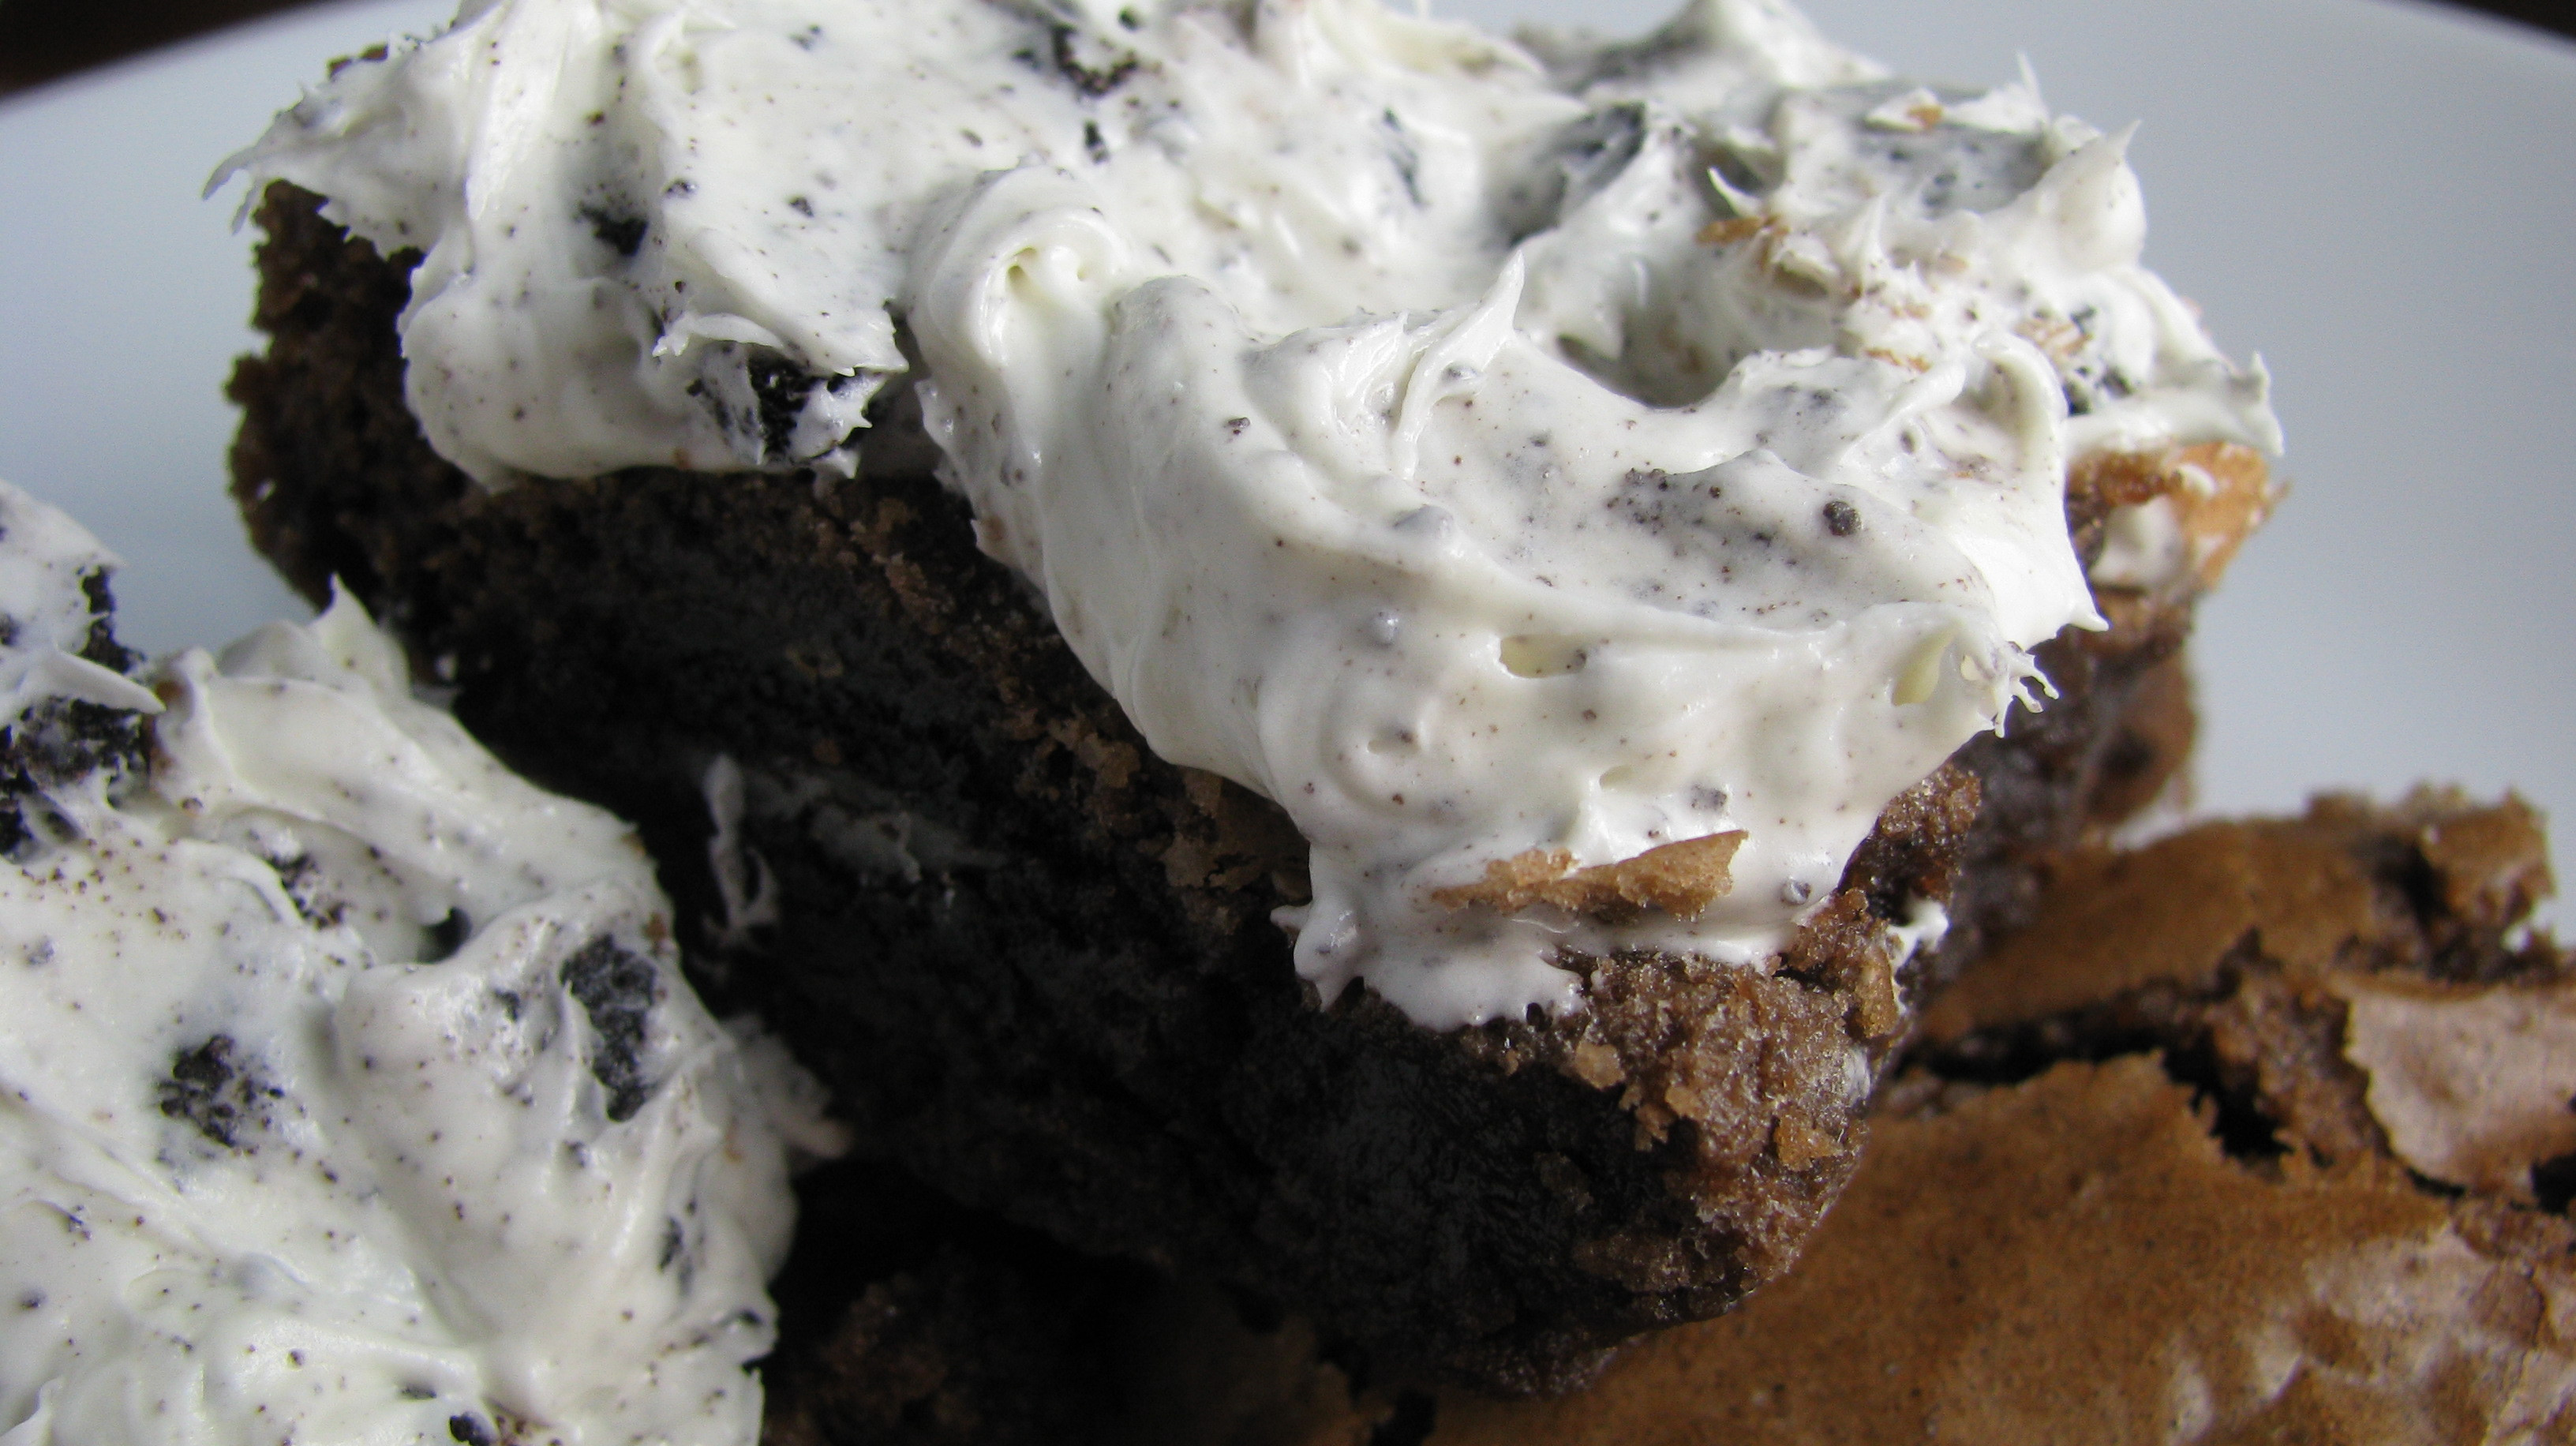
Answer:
[3,0,2571,916]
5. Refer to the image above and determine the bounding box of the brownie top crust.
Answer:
[1136,793,2576,1444]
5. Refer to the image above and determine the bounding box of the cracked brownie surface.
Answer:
[1167,792,2575,1443]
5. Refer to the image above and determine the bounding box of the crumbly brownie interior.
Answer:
[760,1159,1151,1446]
[229,182,2221,1393]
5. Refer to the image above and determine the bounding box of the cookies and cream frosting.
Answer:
[0,481,833,1445]
[229,0,2280,1027]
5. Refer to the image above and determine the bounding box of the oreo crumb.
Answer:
[577,206,648,258]
[1048,24,1138,96]
[1,569,149,857]
[158,1036,280,1150]
[1380,109,1423,206]
[561,938,661,1122]
[270,852,346,927]
[747,354,814,463]
[74,571,137,674]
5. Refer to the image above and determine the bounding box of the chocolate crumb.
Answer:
[560,938,661,1122]
[158,1036,276,1150]
[1049,24,1139,97]
[578,206,648,257]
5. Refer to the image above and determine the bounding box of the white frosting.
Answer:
[0,489,160,725]
[230,0,2280,1027]
[0,484,829,1446]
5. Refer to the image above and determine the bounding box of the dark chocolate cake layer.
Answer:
[229,182,2239,1393]
[760,1159,1151,1446]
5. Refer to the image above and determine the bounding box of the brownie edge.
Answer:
[228,182,2215,1394]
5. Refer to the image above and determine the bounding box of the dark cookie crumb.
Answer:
[1,567,150,856]
[158,1035,283,1150]
[1048,24,1139,97]
[265,852,350,927]
[560,937,661,1122]
[746,352,817,464]
[578,205,648,259]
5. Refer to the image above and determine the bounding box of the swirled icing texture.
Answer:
[230,0,2280,1027]
[0,481,836,1445]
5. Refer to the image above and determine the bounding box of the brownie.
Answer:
[760,1159,1152,1446]
[1170,792,2574,1442]
[228,180,2253,1392]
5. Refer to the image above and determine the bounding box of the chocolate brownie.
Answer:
[228,177,2257,1392]
[1156,792,2575,1441]
[762,1160,1152,1446]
